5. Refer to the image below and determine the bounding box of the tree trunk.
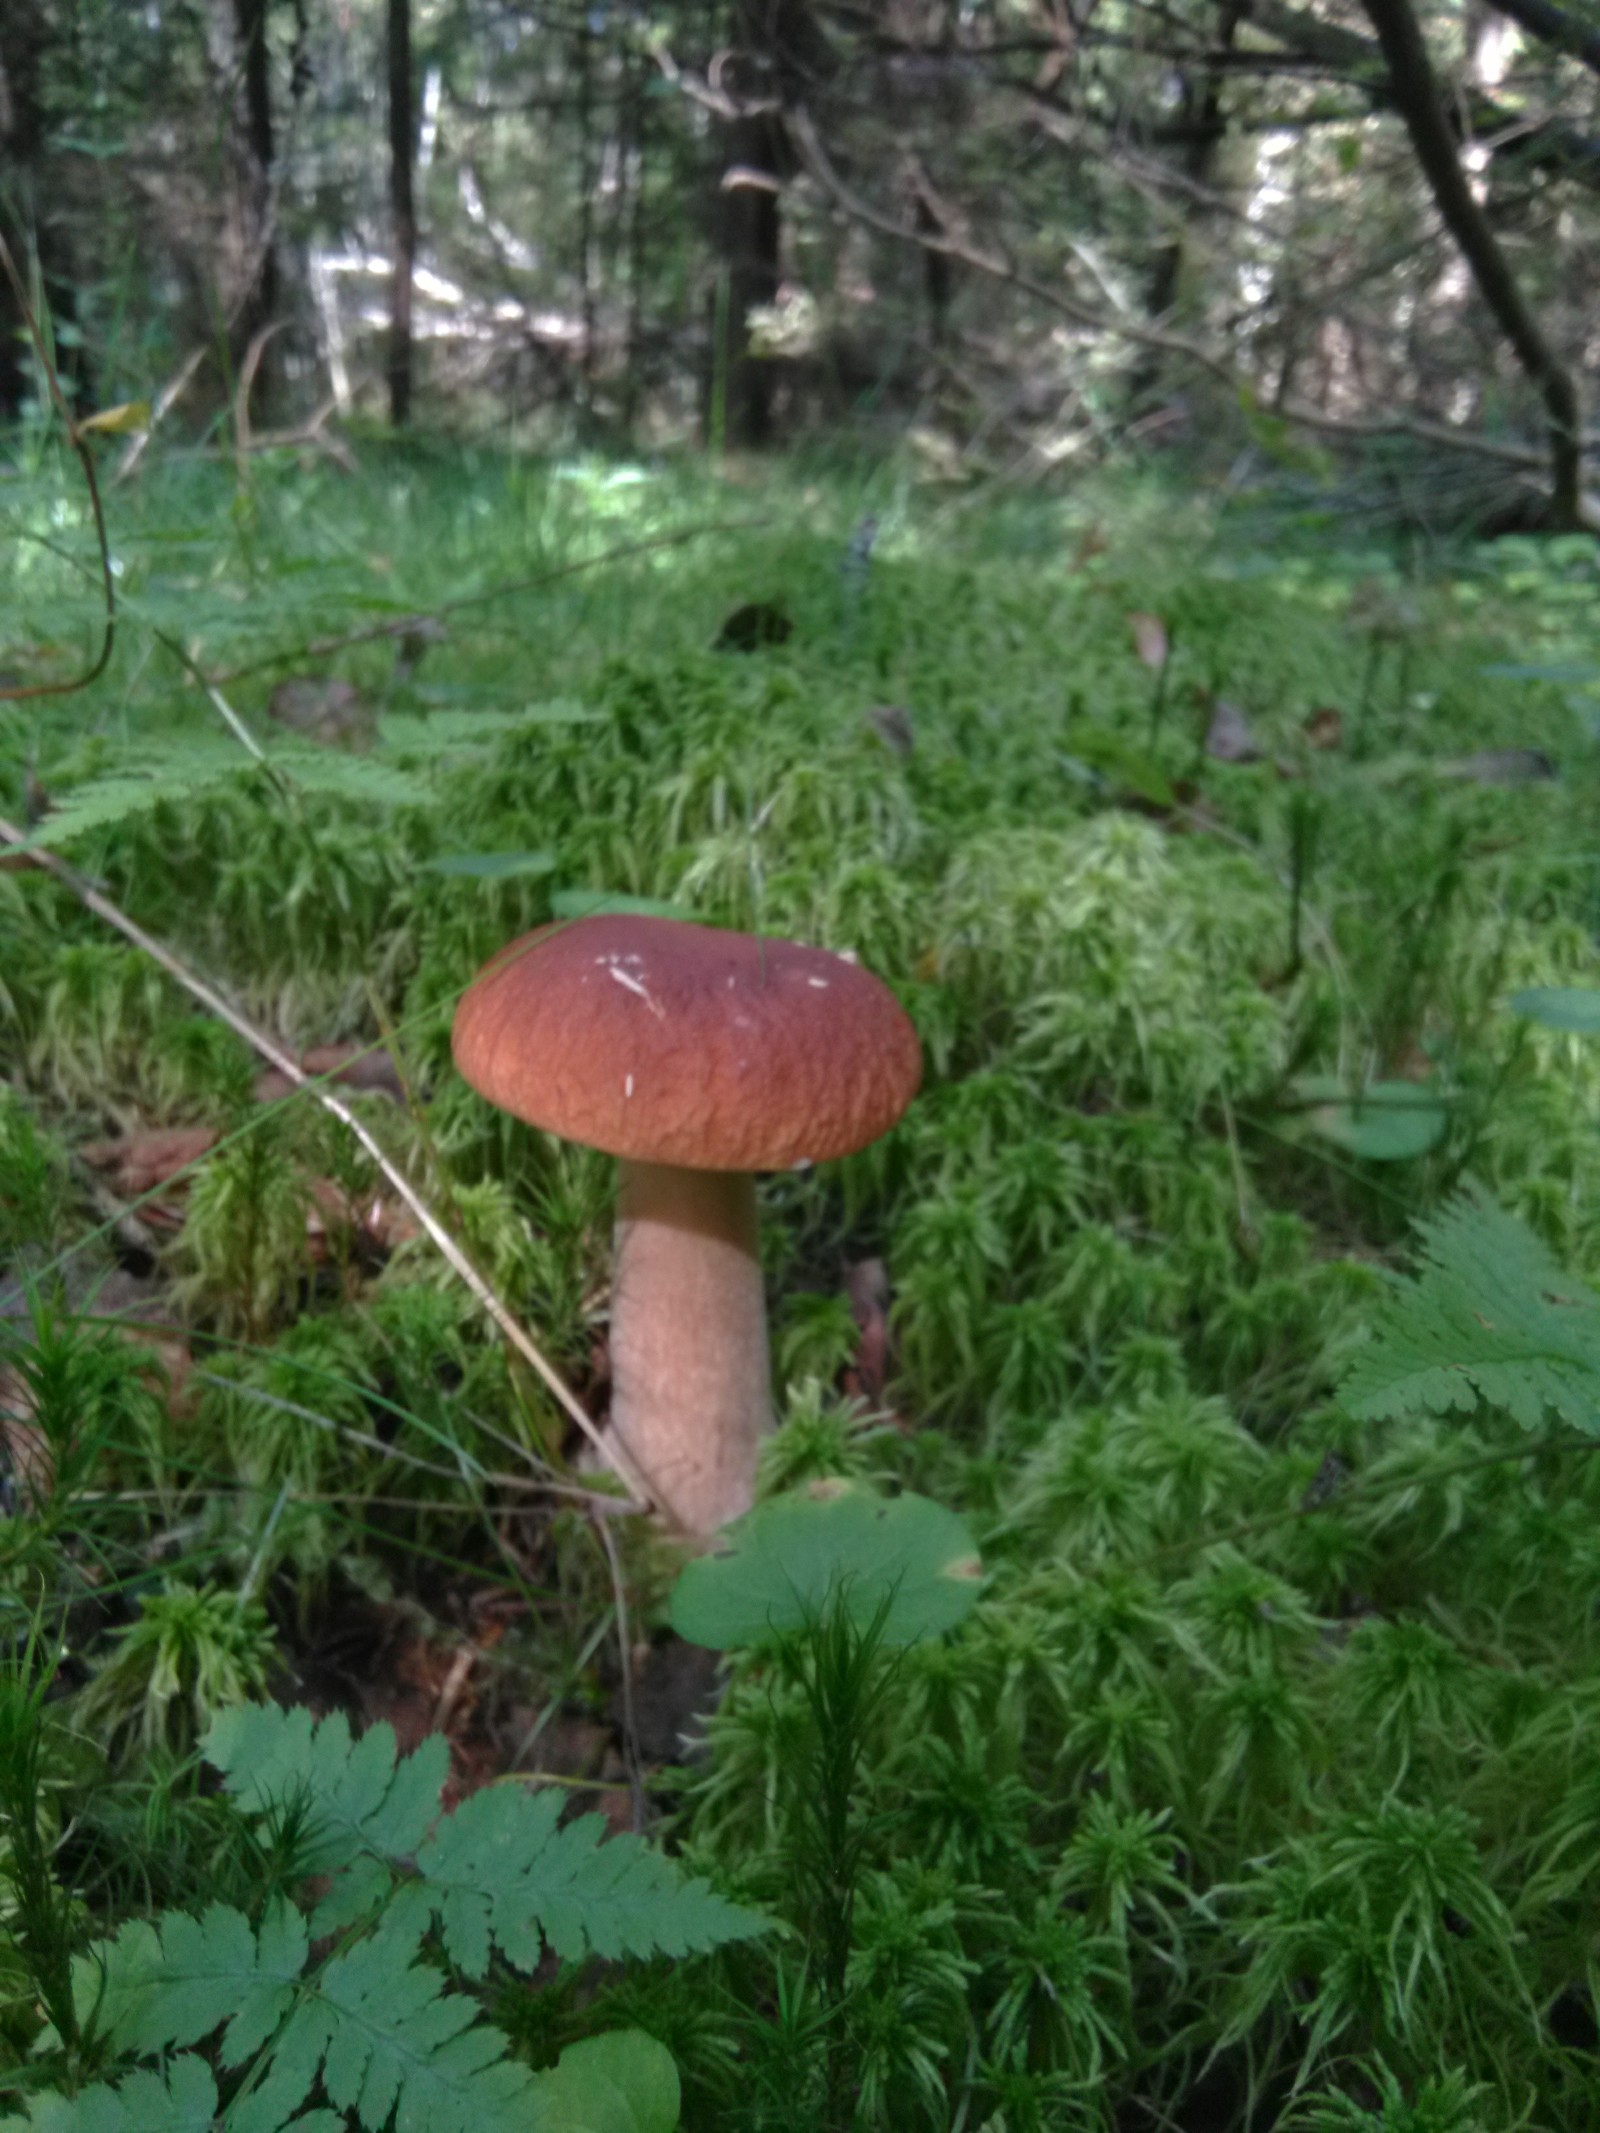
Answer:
[622,41,648,429]
[1360,0,1584,526]
[577,11,598,423]
[230,0,279,356]
[718,112,783,447]
[387,0,417,427]
[712,0,831,448]
[0,0,94,419]
[1130,0,1244,406]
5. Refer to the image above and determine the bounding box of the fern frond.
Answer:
[237,1919,536,2133]
[269,749,428,809]
[80,1901,307,2065]
[29,741,253,847]
[205,1706,767,1965]
[205,1706,448,1881]
[402,1783,768,1975]
[31,740,429,849]
[57,1905,536,2133]
[0,2056,219,2132]
[1341,1183,1600,1434]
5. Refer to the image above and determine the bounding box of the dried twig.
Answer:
[111,345,209,485]
[0,815,645,1508]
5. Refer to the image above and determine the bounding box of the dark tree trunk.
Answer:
[577,12,598,420]
[231,0,279,350]
[1482,0,1600,78]
[712,0,831,448]
[622,41,648,428]
[0,0,93,419]
[718,112,783,447]
[1359,0,1585,527]
[1131,0,1243,405]
[387,0,416,427]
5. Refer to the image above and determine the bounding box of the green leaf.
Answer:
[548,888,692,922]
[515,699,608,725]
[307,1920,536,2133]
[405,1782,766,1975]
[528,2032,681,2133]
[1480,660,1600,682]
[25,739,256,847]
[204,1705,448,1878]
[378,710,516,754]
[79,401,151,437]
[424,850,559,880]
[1294,1079,1449,1162]
[27,737,430,850]
[670,1483,983,1651]
[1510,986,1600,1034]
[1342,1182,1600,1434]
[81,1900,306,2062]
[1060,726,1174,809]
[0,2056,218,2132]
[270,748,430,809]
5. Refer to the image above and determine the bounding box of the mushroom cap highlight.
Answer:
[451,915,922,1171]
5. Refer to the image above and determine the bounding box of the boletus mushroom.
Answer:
[452,915,921,1536]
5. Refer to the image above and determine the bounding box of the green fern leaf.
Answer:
[29,736,428,851]
[205,1707,764,1971]
[1342,1183,1600,1433]
[77,1900,306,2065]
[268,748,429,809]
[269,1919,536,2133]
[404,1783,767,1976]
[205,1706,448,1883]
[27,741,255,848]
[0,2055,218,2132]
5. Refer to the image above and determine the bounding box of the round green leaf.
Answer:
[530,2030,680,2133]
[1309,1082,1448,1162]
[670,1483,983,1651]
[423,850,558,880]
[1511,986,1600,1035]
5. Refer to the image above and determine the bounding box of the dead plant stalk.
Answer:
[0,814,644,1508]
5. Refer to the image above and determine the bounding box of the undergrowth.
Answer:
[5,442,1600,2127]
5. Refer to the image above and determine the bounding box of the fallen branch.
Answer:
[0,816,645,1510]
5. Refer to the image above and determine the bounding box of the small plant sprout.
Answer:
[452,915,921,1535]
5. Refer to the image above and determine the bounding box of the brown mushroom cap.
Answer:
[452,915,922,1172]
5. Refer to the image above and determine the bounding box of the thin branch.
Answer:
[1361,0,1588,523]
[788,103,1592,476]
[111,345,209,486]
[0,226,116,701]
[0,815,646,1510]
[1488,0,1600,80]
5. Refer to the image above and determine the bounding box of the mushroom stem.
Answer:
[608,1159,772,1535]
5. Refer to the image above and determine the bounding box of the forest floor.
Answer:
[4,441,1600,2131]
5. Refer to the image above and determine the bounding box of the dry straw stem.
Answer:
[0,814,644,1509]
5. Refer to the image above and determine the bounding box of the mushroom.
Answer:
[451,915,922,1536]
